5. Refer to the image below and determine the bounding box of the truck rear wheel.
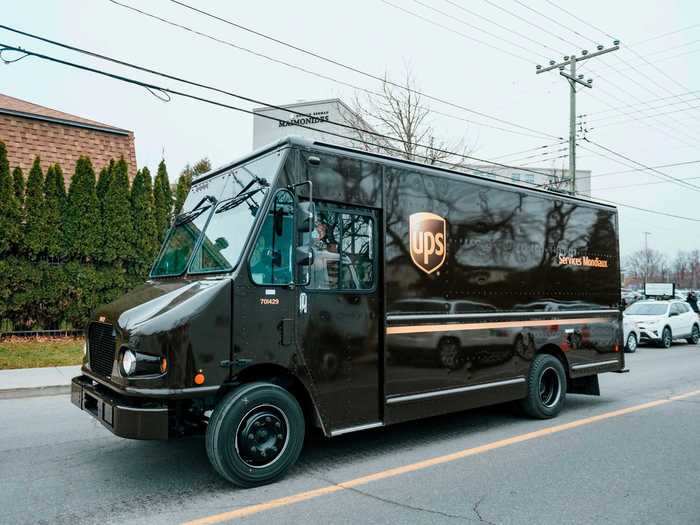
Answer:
[206,382,305,487]
[520,354,567,419]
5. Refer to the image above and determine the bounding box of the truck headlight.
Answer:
[121,349,137,376]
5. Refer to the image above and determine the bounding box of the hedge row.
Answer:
[0,140,192,330]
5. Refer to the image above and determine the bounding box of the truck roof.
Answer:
[195,136,616,211]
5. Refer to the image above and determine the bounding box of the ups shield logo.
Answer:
[409,212,447,274]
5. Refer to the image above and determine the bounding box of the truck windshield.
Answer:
[150,150,284,277]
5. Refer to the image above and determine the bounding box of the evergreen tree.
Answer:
[96,161,113,203]
[23,157,46,258]
[44,164,67,259]
[96,161,114,262]
[102,157,133,264]
[53,163,67,201]
[12,166,24,202]
[174,157,210,214]
[65,156,100,261]
[0,141,21,256]
[130,166,158,276]
[12,166,25,250]
[153,160,172,243]
[173,172,191,215]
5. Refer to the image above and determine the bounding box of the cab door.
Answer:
[296,202,381,432]
[235,190,297,375]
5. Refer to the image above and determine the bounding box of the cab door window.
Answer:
[308,204,375,291]
[249,190,294,285]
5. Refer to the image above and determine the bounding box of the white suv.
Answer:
[624,300,700,348]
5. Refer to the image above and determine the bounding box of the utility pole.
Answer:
[536,41,620,194]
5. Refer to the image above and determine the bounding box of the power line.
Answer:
[4,40,698,222]
[582,138,700,193]
[516,2,700,139]
[541,0,615,43]
[586,102,700,129]
[592,43,700,75]
[583,76,700,147]
[440,0,564,56]
[503,146,569,165]
[409,0,549,60]
[629,23,700,46]
[596,175,700,192]
[540,2,700,120]
[589,159,700,180]
[44,6,546,141]
[379,0,536,63]
[489,140,567,161]
[514,0,600,47]
[580,89,700,117]
[151,0,559,139]
[0,34,562,182]
[479,0,583,50]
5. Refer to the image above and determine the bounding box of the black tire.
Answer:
[206,382,305,487]
[520,354,567,419]
[624,332,638,353]
[686,324,699,345]
[657,327,672,348]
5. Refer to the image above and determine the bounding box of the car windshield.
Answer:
[150,150,284,277]
[625,303,668,316]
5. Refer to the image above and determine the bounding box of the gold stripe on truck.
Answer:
[386,317,609,335]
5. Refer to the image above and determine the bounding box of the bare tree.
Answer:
[625,248,668,283]
[348,68,472,169]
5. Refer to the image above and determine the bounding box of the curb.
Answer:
[0,384,71,400]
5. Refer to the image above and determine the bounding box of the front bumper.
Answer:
[71,375,169,440]
[639,328,660,342]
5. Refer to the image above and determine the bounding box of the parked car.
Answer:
[624,300,700,348]
[623,316,641,353]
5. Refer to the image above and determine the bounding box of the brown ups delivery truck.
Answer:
[72,136,624,486]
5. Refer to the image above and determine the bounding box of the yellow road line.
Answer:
[184,389,700,525]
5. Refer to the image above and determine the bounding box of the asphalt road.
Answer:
[2,343,700,525]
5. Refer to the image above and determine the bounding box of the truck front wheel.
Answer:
[520,354,567,419]
[206,382,305,487]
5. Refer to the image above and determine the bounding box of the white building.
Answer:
[253,98,591,196]
[253,98,367,150]
[464,165,592,197]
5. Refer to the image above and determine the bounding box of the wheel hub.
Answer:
[236,407,288,468]
[539,367,561,408]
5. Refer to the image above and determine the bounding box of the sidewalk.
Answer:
[0,365,81,399]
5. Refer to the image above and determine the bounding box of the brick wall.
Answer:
[0,114,137,185]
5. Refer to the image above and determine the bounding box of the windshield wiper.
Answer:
[215,176,269,214]
[174,195,217,226]
[215,187,266,214]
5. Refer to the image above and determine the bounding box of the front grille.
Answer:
[88,322,116,377]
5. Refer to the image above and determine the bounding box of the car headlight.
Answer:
[82,342,87,357]
[121,349,137,376]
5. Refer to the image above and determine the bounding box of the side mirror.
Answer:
[296,201,315,233]
[296,246,313,266]
[669,311,678,317]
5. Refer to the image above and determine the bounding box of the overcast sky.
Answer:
[2,0,699,258]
